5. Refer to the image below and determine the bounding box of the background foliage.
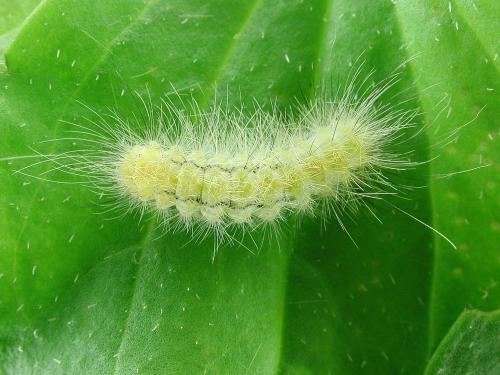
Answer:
[0,0,498,374]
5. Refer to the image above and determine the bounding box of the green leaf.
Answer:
[394,0,500,353]
[425,309,500,375]
[0,0,498,374]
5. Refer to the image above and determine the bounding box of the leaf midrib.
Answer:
[196,0,263,109]
[312,0,335,90]
[110,222,154,375]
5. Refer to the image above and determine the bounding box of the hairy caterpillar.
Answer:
[116,98,402,224]
[4,74,458,249]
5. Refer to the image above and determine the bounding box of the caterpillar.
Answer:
[121,101,402,218]
[4,74,457,249]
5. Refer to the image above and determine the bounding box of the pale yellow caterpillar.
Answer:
[116,100,399,228]
[5,75,457,248]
